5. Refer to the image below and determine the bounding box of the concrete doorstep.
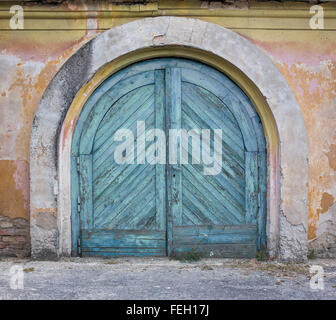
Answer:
[0,257,335,300]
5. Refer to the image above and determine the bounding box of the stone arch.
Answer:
[30,17,308,261]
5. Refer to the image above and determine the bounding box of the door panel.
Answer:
[170,74,257,258]
[92,85,156,230]
[72,58,266,258]
[165,68,182,255]
[80,71,167,256]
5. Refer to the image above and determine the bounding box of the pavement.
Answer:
[0,257,336,300]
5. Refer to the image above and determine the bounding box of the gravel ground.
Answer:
[0,257,336,300]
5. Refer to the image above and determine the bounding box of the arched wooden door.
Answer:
[71,58,267,258]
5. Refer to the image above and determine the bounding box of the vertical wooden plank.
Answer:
[257,151,267,250]
[80,154,93,231]
[251,115,266,153]
[166,67,182,255]
[245,151,258,225]
[250,115,267,250]
[71,155,80,256]
[154,69,166,230]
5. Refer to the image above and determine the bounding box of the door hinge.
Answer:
[77,196,81,214]
[76,156,80,173]
[77,237,81,256]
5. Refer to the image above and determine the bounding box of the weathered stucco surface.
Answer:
[247,32,336,255]
[0,0,335,259]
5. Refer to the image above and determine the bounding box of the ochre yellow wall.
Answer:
[0,0,335,242]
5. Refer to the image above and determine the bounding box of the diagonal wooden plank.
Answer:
[181,104,245,169]
[182,84,244,153]
[182,167,244,224]
[222,94,259,152]
[182,111,245,175]
[182,184,233,225]
[182,81,243,139]
[182,205,203,225]
[94,167,155,227]
[181,68,259,152]
[182,196,215,225]
[182,102,244,161]
[94,86,152,140]
[136,207,157,230]
[94,163,153,215]
[108,186,155,230]
[94,164,155,223]
[185,161,245,208]
[182,101,245,165]
[80,72,155,155]
[125,198,156,230]
[93,120,156,201]
[94,109,155,177]
[179,124,245,192]
[182,135,245,198]
[181,114,245,182]
[182,180,239,225]
[93,97,154,168]
[93,129,156,194]
[94,85,154,149]
[183,163,245,218]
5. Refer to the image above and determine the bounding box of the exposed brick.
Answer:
[0,215,30,257]
[0,242,8,249]
[12,218,29,229]
[2,236,14,242]
[0,221,13,228]
[15,236,27,243]
[0,228,28,236]
[0,229,13,236]
[8,243,26,249]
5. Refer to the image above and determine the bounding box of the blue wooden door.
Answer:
[71,58,266,258]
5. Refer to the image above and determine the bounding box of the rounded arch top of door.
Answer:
[71,58,267,258]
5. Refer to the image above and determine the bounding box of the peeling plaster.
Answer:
[250,37,336,243]
[0,37,96,227]
[0,160,29,219]
[318,192,335,215]
[309,201,336,257]
[325,142,336,172]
